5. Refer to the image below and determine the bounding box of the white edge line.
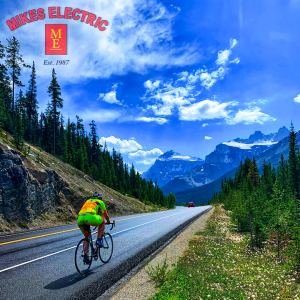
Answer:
[0,246,76,273]
[0,208,206,273]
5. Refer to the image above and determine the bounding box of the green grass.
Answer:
[149,207,300,300]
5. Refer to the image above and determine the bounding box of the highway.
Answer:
[0,206,211,300]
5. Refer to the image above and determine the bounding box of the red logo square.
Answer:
[45,24,67,55]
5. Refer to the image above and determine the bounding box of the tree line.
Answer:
[0,36,176,209]
[212,123,300,276]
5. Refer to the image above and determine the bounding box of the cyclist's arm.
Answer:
[103,210,110,223]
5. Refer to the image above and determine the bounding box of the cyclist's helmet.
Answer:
[93,191,103,199]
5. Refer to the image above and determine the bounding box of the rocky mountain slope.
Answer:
[161,127,289,195]
[141,150,204,188]
[0,133,156,233]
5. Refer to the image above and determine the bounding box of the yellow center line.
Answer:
[0,211,164,246]
[0,228,79,246]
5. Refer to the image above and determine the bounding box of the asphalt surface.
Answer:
[0,206,211,300]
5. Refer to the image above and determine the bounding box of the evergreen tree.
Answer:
[270,180,287,258]
[47,68,63,153]
[289,122,300,198]
[26,61,38,142]
[167,193,176,208]
[0,41,12,131]
[5,36,30,122]
[13,110,24,150]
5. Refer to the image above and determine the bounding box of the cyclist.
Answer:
[77,191,111,264]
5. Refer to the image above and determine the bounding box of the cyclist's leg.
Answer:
[97,220,105,240]
[77,216,91,254]
[90,215,104,240]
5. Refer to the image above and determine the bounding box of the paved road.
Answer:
[0,206,211,300]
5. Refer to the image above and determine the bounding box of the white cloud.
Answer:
[80,109,121,122]
[199,38,238,89]
[199,72,216,89]
[98,83,122,105]
[228,107,276,125]
[144,81,196,116]
[136,117,168,125]
[179,100,233,121]
[202,123,209,127]
[247,99,268,107]
[294,94,300,103]
[230,57,240,64]
[230,38,238,49]
[128,148,163,165]
[216,50,231,66]
[140,39,239,120]
[176,71,189,82]
[98,90,122,105]
[144,80,160,91]
[99,136,142,153]
[205,136,212,140]
[1,0,200,82]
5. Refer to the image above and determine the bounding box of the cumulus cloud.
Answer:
[176,71,189,82]
[99,136,142,153]
[136,117,168,125]
[98,83,122,105]
[98,91,122,105]
[143,79,196,116]
[228,107,276,125]
[141,38,240,120]
[294,94,300,103]
[140,38,239,119]
[205,136,212,140]
[142,76,275,125]
[179,100,233,121]
[128,148,163,165]
[1,0,200,81]
[200,67,227,89]
[216,50,231,66]
[202,123,209,127]
[144,80,160,91]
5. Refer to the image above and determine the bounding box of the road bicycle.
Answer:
[75,221,115,275]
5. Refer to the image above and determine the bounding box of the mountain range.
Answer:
[142,126,290,200]
[175,130,299,205]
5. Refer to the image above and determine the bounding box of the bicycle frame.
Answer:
[90,221,115,259]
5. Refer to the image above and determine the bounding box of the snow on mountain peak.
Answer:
[158,150,202,162]
[222,141,278,150]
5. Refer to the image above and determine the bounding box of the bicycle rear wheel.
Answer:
[75,238,93,275]
[99,232,113,263]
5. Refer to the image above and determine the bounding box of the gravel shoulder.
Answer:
[99,207,214,300]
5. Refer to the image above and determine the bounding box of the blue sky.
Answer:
[1,0,300,172]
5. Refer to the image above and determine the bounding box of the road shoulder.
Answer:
[99,207,214,300]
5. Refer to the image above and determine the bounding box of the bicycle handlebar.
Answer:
[107,220,115,230]
[93,220,115,231]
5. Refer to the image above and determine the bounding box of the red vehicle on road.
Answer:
[188,202,195,207]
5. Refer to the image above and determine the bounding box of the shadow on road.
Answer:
[44,271,95,290]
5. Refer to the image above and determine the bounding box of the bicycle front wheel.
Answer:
[75,238,93,275]
[99,232,113,263]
